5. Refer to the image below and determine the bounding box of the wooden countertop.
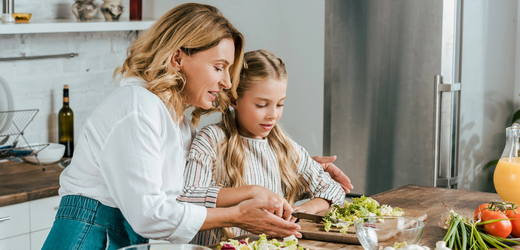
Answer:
[211,185,516,249]
[0,160,63,207]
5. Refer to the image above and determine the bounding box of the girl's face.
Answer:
[177,38,235,109]
[232,78,287,139]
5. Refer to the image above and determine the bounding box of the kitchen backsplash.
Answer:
[0,0,135,144]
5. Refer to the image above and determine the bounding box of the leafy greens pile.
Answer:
[218,234,307,250]
[323,196,404,233]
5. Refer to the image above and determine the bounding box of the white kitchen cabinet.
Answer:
[0,195,60,249]
[0,202,30,240]
[29,196,60,232]
[0,234,31,250]
[30,228,51,250]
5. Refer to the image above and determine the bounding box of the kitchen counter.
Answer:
[0,160,63,207]
[211,185,517,249]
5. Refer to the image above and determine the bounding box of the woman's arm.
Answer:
[311,155,354,193]
[201,199,302,238]
[217,185,293,219]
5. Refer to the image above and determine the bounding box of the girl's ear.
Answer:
[230,96,238,109]
[171,49,183,71]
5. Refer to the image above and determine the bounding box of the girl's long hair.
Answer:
[218,50,301,205]
[217,50,301,240]
[114,3,244,125]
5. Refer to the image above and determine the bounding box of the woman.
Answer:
[42,3,352,250]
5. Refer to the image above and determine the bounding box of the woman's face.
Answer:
[179,38,235,109]
[232,78,287,139]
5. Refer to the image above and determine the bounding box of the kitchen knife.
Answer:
[291,211,325,222]
[292,211,344,224]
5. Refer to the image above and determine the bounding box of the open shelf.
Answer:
[0,18,155,34]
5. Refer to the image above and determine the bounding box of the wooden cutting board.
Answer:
[297,208,428,244]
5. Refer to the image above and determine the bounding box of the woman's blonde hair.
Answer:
[114,3,244,125]
[216,50,301,239]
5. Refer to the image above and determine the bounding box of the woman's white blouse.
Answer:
[59,77,206,243]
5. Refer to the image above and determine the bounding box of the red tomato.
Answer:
[505,208,520,238]
[505,207,520,217]
[483,213,512,238]
[475,203,491,220]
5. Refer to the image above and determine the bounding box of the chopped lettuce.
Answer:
[323,196,404,233]
[218,234,307,250]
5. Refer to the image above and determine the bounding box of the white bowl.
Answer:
[24,143,65,164]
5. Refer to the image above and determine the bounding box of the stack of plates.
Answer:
[0,76,14,134]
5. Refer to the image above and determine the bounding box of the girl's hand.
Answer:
[292,198,331,223]
[312,155,354,193]
[252,186,293,221]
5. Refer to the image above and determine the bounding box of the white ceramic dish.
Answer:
[0,76,15,134]
[24,143,65,164]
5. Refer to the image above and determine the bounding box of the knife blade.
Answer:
[291,211,345,224]
[291,211,326,223]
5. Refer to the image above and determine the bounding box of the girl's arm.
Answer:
[179,125,293,219]
[293,197,330,214]
[177,125,224,208]
[293,141,346,207]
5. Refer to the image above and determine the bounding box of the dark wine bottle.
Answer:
[58,85,74,157]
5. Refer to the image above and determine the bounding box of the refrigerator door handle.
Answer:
[434,74,461,188]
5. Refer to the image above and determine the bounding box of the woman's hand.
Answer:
[232,199,302,238]
[202,200,302,238]
[312,155,354,193]
[252,186,293,221]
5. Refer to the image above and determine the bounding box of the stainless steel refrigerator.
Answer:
[324,0,465,196]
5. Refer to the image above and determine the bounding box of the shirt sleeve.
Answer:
[96,104,206,243]
[294,140,346,205]
[177,125,222,208]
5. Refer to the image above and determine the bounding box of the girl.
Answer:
[179,50,346,246]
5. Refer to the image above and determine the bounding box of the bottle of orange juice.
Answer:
[494,123,520,205]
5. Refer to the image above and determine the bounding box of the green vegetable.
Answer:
[323,196,403,233]
[442,211,520,249]
[218,234,307,250]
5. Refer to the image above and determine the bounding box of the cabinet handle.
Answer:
[0,216,10,222]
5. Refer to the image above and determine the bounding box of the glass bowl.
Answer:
[354,216,425,250]
[118,243,211,250]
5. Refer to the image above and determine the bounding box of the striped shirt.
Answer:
[177,124,345,246]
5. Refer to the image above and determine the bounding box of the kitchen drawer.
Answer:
[0,233,30,250]
[30,228,51,250]
[0,202,30,240]
[29,196,60,232]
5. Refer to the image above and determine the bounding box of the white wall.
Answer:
[458,0,518,192]
[0,1,325,156]
[0,0,135,144]
[149,0,326,156]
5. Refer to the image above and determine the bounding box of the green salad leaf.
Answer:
[218,234,307,250]
[323,196,404,233]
